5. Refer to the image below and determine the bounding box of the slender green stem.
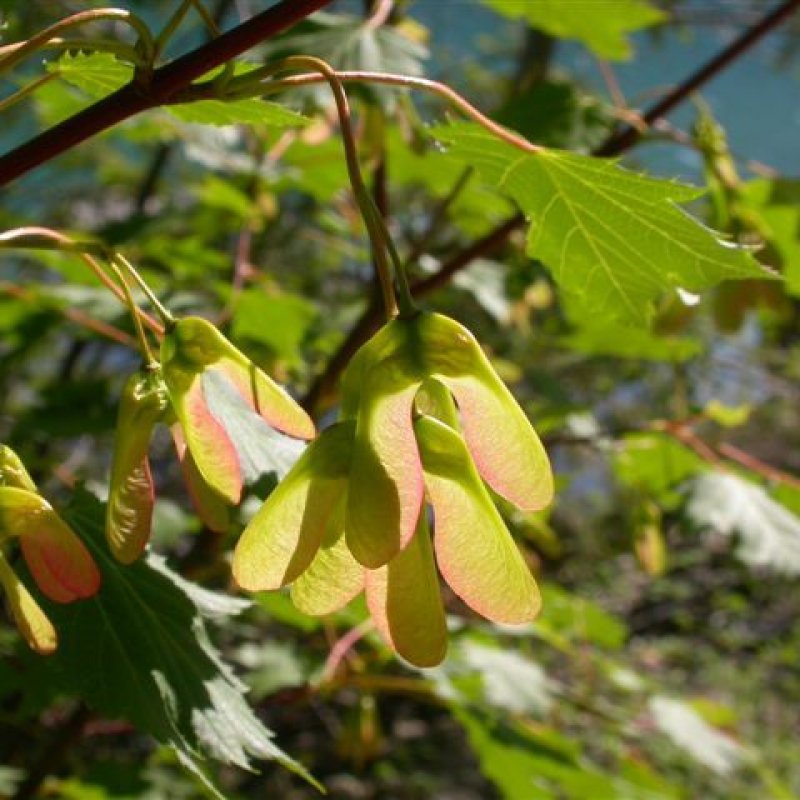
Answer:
[114,253,175,327]
[0,227,163,335]
[154,0,194,59]
[0,9,155,77]
[362,191,417,317]
[155,0,221,60]
[110,259,158,367]
[0,38,142,65]
[241,56,400,319]
[0,73,58,114]
[208,67,540,155]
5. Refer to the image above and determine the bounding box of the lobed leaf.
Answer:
[433,123,769,326]
[415,416,541,624]
[34,491,318,791]
[234,422,354,591]
[365,514,447,667]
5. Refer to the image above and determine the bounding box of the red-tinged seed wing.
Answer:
[365,514,447,668]
[171,425,230,533]
[106,372,166,563]
[424,313,553,512]
[0,551,57,654]
[415,415,541,625]
[233,422,354,591]
[215,357,315,440]
[167,372,242,505]
[346,376,423,569]
[0,487,101,603]
[291,496,364,616]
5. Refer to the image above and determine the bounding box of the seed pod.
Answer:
[0,445,38,492]
[233,421,354,592]
[171,425,230,534]
[415,415,541,624]
[106,370,168,563]
[0,486,100,603]
[290,496,363,616]
[365,513,447,667]
[161,317,315,504]
[344,311,552,571]
[0,550,57,655]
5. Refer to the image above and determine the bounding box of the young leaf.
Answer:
[167,99,307,128]
[433,123,769,326]
[415,416,541,624]
[234,422,354,592]
[47,52,133,99]
[35,491,318,791]
[481,0,664,60]
[365,514,448,668]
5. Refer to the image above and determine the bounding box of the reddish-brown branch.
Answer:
[717,442,800,491]
[0,0,336,185]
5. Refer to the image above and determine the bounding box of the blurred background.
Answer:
[1,1,799,798]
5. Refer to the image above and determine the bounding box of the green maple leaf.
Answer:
[433,123,770,326]
[481,0,664,60]
[31,490,319,796]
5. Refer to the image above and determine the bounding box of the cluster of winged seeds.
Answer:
[2,310,552,667]
[233,311,553,667]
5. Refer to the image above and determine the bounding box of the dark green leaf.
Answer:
[33,490,318,793]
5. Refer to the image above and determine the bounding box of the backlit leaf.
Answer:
[167,99,307,128]
[482,0,664,60]
[433,123,768,326]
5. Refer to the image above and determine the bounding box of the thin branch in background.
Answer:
[403,166,473,268]
[0,0,337,185]
[0,282,135,347]
[319,620,374,684]
[717,442,800,491]
[364,0,394,31]
[597,0,800,156]
[0,227,164,335]
[595,57,646,131]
